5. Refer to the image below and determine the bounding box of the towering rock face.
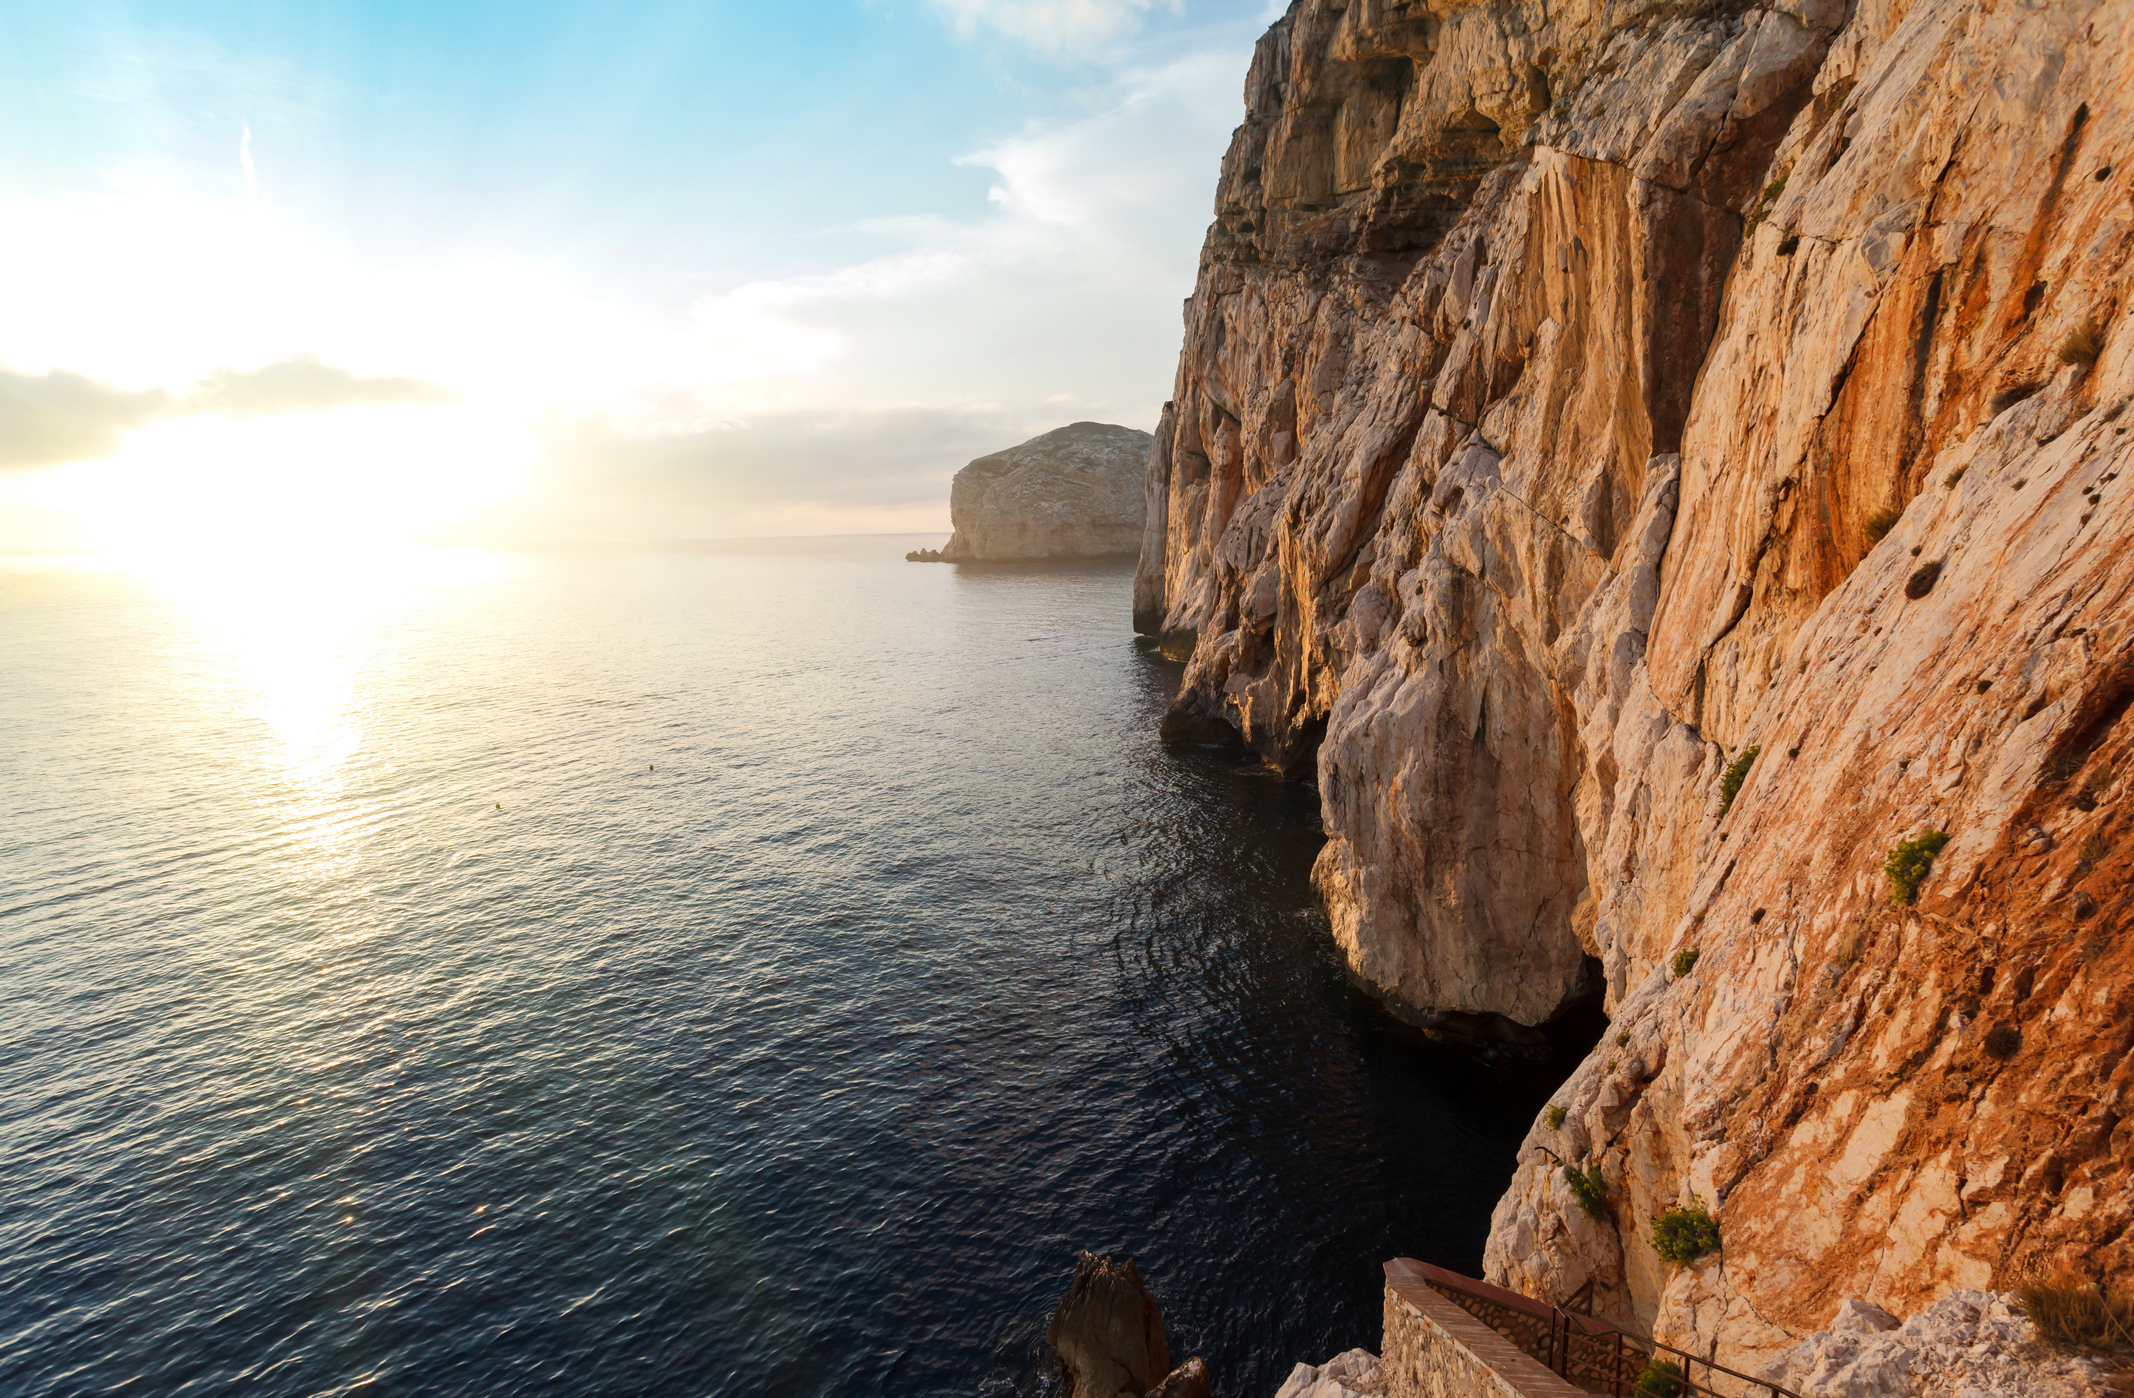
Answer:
[1141,0,2133,1373]
[941,421,1152,561]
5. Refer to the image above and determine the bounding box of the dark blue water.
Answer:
[0,538,1573,1397]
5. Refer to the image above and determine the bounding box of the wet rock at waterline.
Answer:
[1044,1252,1208,1398]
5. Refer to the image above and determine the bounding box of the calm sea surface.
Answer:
[0,538,1576,1398]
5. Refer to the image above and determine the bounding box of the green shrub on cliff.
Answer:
[1632,1359,1686,1398]
[1544,1104,1567,1131]
[1884,830,1951,904]
[1743,174,1787,235]
[1563,1165,1607,1221]
[1651,1202,1720,1264]
[1718,745,1760,815]
[1671,947,1699,978]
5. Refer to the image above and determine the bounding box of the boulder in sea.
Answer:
[1143,1355,1210,1398]
[1044,1252,1207,1398]
[940,421,1152,561]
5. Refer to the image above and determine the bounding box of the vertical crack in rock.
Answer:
[1142,0,2134,1365]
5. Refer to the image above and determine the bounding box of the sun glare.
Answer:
[138,543,508,815]
[30,404,533,565]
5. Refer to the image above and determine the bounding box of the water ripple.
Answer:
[0,542,1577,1398]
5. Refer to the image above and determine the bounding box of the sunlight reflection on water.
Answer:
[0,539,1571,1398]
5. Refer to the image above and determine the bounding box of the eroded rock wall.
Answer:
[1143,0,2134,1363]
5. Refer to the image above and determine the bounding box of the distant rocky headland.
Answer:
[909,421,1152,562]
[1116,0,2134,1391]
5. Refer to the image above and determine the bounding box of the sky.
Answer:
[0,0,1277,554]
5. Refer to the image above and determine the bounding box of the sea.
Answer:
[0,537,1581,1398]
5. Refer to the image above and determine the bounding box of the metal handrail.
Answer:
[1387,1259,1802,1398]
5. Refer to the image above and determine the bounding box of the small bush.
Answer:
[1545,1104,1568,1131]
[2016,1272,2134,1349]
[1651,1202,1721,1264]
[1945,465,1968,489]
[1564,1165,1607,1221]
[2077,833,2111,872]
[1615,1031,1631,1047]
[1884,830,1951,904]
[1864,504,1904,545]
[1744,174,1788,235]
[1983,1023,2023,1060]
[1719,745,1760,815]
[1672,947,1700,978]
[1905,561,1942,599]
[1633,1359,1686,1398]
[2058,324,2105,368]
[2047,750,2084,783]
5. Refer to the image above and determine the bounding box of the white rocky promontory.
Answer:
[940,421,1152,561]
[1272,1348,1387,1398]
[1769,1291,2113,1398]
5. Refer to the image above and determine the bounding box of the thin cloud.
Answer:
[184,354,457,416]
[925,0,1181,56]
[0,356,456,469]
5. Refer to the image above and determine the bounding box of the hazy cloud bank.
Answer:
[0,371,171,468]
[464,404,1040,542]
[0,355,456,468]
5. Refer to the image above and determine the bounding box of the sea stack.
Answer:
[939,421,1152,561]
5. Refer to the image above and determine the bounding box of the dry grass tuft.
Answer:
[2058,324,2106,368]
[2016,1272,2134,1349]
[1864,504,1904,545]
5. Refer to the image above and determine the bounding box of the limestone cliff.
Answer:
[941,421,1151,561]
[1138,0,2133,1372]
